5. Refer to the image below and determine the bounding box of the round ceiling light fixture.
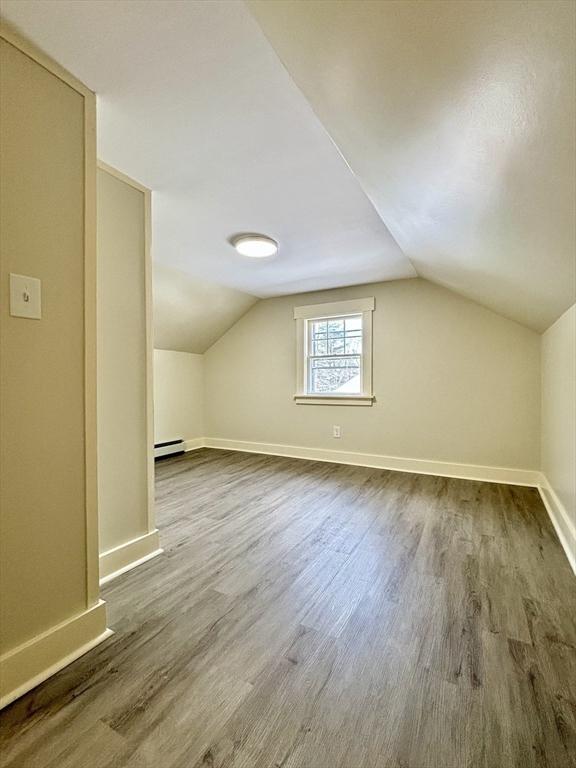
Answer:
[231,233,278,258]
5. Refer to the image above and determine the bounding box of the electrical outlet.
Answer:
[333,425,341,438]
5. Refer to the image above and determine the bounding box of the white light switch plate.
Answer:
[10,273,42,319]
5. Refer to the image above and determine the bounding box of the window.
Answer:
[294,297,374,405]
[308,315,362,394]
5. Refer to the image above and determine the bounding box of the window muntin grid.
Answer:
[306,314,362,394]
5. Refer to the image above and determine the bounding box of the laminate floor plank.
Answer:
[1,449,574,768]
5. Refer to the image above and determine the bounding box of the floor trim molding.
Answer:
[99,529,162,585]
[538,477,576,576]
[0,600,111,709]
[203,437,541,487]
[183,437,204,452]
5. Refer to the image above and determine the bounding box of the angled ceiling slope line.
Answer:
[0,0,415,302]
[154,264,258,354]
[248,0,576,331]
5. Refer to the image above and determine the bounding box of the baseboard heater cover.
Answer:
[154,439,185,460]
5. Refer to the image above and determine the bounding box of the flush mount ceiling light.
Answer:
[231,234,278,258]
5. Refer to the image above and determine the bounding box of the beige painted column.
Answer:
[0,24,109,708]
[97,164,160,583]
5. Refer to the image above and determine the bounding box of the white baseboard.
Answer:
[0,600,111,709]
[183,438,574,575]
[538,477,576,576]
[99,529,162,585]
[203,437,541,487]
[183,437,204,452]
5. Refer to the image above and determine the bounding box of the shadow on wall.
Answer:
[153,263,257,354]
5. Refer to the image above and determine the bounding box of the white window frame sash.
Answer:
[294,297,374,406]
[306,315,363,395]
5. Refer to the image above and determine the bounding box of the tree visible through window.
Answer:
[294,296,374,404]
[307,315,362,394]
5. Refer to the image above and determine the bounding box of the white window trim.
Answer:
[294,297,374,406]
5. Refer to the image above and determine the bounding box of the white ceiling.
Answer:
[0,0,414,304]
[2,0,574,334]
[249,0,576,331]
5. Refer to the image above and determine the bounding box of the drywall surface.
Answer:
[97,167,150,553]
[204,279,541,470]
[248,0,576,331]
[154,264,257,354]
[154,350,205,443]
[541,304,576,531]
[0,38,88,652]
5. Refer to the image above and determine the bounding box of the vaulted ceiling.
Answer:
[2,0,574,342]
[248,0,576,331]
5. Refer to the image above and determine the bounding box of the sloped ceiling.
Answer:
[249,0,576,331]
[1,0,574,339]
[0,0,412,297]
[154,264,256,354]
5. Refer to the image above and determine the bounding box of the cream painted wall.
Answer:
[97,167,151,554]
[0,38,93,652]
[541,304,576,538]
[154,350,205,443]
[154,264,257,354]
[204,279,541,470]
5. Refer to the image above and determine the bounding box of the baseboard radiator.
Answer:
[154,439,185,460]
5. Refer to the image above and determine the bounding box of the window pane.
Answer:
[312,337,328,355]
[327,319,344,334]
[328,334,345,355]
[310,319,326,356]
[311,319,327,337]
[309,315,362,357]
[345,316,362,331]
[344,335,361,354]
[309,356,361,394]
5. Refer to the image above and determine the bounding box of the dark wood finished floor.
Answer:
[1,449,575,768]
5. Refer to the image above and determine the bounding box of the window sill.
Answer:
[293,394,374,406]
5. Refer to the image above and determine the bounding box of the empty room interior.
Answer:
[1,1,575,766]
